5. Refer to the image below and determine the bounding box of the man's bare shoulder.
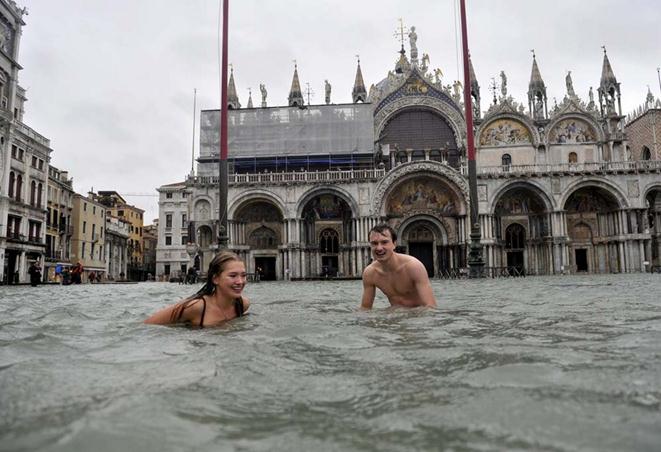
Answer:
[362,262,381,281]
[401,255,428,276]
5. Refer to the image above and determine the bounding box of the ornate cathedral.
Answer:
[155,27,661,281]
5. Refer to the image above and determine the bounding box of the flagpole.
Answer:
[459,0,485,277]
[218,0,229,249]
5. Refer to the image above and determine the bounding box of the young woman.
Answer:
[145,251,250,327]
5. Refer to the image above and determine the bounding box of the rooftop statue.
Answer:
[409,26,418,62]
[259,83,267,107]
[500,71,507,97]
[566,71,575,97]
[325,80,331,105]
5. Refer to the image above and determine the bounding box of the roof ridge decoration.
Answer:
[227,66,241,109]
[352,56,367,103]
[371,66,462,117]
[288,62,304,107]
[549,94,600,121]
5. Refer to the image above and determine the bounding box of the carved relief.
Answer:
[478,185,488,202]
[627,180,640,198]
[194,200,211,221]
[495,189,546,215]
[551,178,561,194]
[479,119,532,146]
[549,118,596,143]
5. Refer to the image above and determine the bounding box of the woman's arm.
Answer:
[144,298,203,325]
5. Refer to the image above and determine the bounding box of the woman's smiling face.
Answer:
[213,260,247,298]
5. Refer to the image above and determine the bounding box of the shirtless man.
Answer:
[361,224,437,309]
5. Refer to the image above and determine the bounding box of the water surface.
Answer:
[1,275,660,451]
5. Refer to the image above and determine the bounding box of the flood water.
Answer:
[1,275,660,452]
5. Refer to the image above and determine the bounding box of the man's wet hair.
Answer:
[369,223,397,242]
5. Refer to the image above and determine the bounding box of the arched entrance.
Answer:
[235,200,284,280]
[645,187,661,270]
[300,193,354,277]
[564,186,621,273]
[493,184,550,275]
[505,223,526,274]
[400,220,442,277]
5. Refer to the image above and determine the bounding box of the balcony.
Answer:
[191,168,387,186]
[477,160,661,178]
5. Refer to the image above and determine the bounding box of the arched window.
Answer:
[505,223,526,250]
[568,152,578,163]
[37,183,43,206]
[15,175,22,202]
[642,146,652,161]
[8,171,14,198]
[319,228,339,254]
[30,181,36,206]
[411,150,425,161]
[501,154,512,167]
[429,149,442,162]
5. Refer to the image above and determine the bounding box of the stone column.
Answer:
[618,241,626,272]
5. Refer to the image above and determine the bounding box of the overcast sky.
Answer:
[18,0,661,223]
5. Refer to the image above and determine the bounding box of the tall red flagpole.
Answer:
[459,0,485,277]
[218,0,229,248]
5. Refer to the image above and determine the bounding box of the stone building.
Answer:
[97,191,145,280]
[160,28,661,279]
[71,193,106,281]
[155,182,190,280]
[104,214,129,280]
[142,221,158,279]
[44,165,74,281]
[0,1,53,283]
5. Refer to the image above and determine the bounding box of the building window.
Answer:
[164,264,171,276]
[30,181,36,205]
[8,171,14,198]
[38,159,44,170]
[37,183,43,206]
[166,193,173,199]
[31,156,37,167]
[18,148,24,160]
[93,206,96,215]
[165,214,172,228]
[118,210,124,216]
[83,221,87,234]
[15,175,22,201]
[82,242,86,258]
[84,203,87,212]
[501,154,512,167]
[92,224,96,239]
[568,152,578,163]
[642,146,652,161]
[181,235,188,245]
[165,236,172,245]
[11,144,17,158]
[181,213,187,228]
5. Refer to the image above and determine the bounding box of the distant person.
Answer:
[145,251,250,327]
[28,261,42,287]
[71,262,83,284]
[361,224,437,309]
[89,271,96,284]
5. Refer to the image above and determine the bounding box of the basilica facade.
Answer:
[155,30,661,280]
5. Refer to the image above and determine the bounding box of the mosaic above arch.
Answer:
[565,188,620,212]
[479,119,532,146]
[494,188,547,215]
[386,176,459,217]
[549,118,596,144]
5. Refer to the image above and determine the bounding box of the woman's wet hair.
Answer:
[170,251,244,323]
[369,223,397,242]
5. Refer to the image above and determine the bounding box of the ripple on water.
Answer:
[1,275,661,451]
